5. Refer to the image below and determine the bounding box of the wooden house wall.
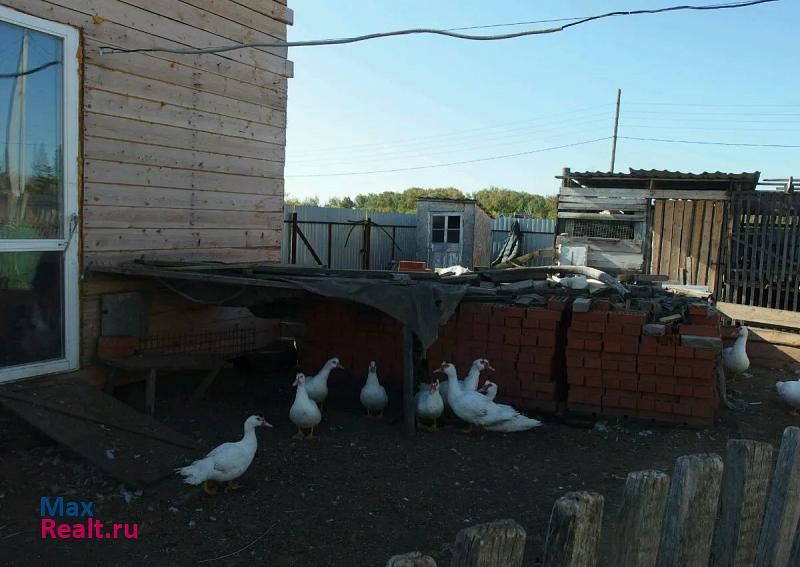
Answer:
[2,0,292,366]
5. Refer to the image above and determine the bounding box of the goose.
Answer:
[723,326,750,374]
[305,357,344,410]
[462,358,495,392]
[290,373,322,440]
[360,361,389,417]
[177,415,271,495]
[550,274,589,290]
[478,380,498,401]
[415,379,444,431]
[776,380,800,415]
[435,362,541,433]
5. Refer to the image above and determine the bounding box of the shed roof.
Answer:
[415,197,493,217]
[561,169,760,190]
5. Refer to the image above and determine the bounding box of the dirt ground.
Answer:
[1,361,798,567]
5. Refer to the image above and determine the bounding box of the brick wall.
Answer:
[566,302,720,426]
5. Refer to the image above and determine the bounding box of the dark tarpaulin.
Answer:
[276,277,468,349]
[492,220,522,266]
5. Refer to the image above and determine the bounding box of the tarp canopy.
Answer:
[492,220,522,266]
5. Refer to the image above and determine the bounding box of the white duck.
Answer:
[435,362,541,432]
[176,415,271,494]
[305,357,343,410]
[723,326,750,374]
[776,381,800,415]
[415,379,444,431]
[478,380,498,401]
[360,361,389,417]
[290,373,322,440]
[550,274,589,290]
[437,359,492,407]
[462,358,495,392]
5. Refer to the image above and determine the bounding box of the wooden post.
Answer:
[656,453,724,567]
[610,88,621,172]
[402,326,415,436]
[327,222,333,268]
[450,519,526,567]
[755,427,800,567]
[364,218,372,270]
[711,439,774,567]
[612,470,670,567]
[290,211,298,265]
[144,368,157,416]
[386,552,436,567]
[543,491,604,567]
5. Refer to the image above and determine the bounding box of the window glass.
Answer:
[446,229,460,243]
[432,229,444,243]
[447,215,461,229]
[432,215,445,229]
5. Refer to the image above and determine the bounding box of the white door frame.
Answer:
[0,7,80,383]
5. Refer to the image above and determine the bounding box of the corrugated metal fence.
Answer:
[282,206,417,270]
[283,207,555,269]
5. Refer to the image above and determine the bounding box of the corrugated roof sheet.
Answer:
[562,168,760,190]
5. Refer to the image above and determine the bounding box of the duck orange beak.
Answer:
[485,362,495,371]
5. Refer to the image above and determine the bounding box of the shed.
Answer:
[0,1,293,384]
[414,198,492,269]
[556,168,760,283]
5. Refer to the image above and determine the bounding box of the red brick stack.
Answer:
[428,298,569,413]
[566,302,720,426]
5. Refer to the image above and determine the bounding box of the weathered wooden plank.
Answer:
[85,114,284,161]
[84,247,279,267]
[660,200,675,279]
[780,213,793,311]
[690,201,706,285]
[716,302,800,329]
[708,202,725,295]
[84,48,288,112]
[543,492,604,567]
[746,327,800,348]
[558,201,648,211]
[4,0,290,88]
[84,66,287,136]
[177,0,290,36]
[651,199,665,274]
[84,160,283,195]
[668,200,686,282]
[84,205,282,230]
[84,184,281,214]
[84,136,284,178]
[84,228,281,252]
[697,200,714,288]
[386,552,436,567]
[679,201,695,284]
[49,0,290,71]
[557,195,648,205]
[450,519,526,567]
[230,0,294,24]
[711,439,774,567]
[656,453,724,567]
[755,427,800,567]
[611,470,670,567]
[557,212,646,221]
[559,187,729,200]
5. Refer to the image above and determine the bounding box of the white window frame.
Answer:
[0,7,80,383]
[430,213,462,244]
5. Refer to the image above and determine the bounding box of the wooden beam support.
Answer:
[451,519,526,567]
[402,326,415,437]
[543,491,604,567]
[716,302,800,330]
[656,453,724,567]
[755,427,800,567]
[711,439,774,567]
[612,470,670,567]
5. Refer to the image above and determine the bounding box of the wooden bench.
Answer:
[100,354,232,415]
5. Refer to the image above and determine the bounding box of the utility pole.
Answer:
[610,88,621,172]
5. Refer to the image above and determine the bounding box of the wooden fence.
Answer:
[389,426,800,567]
[722,191,800,312]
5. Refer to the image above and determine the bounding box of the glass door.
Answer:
[0,8,79,382]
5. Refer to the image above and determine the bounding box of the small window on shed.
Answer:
[447,215,461,243]
[431,215,445,243]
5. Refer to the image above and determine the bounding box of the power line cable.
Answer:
[98,0,779,55]
[285,137,611,177]
[626,101,800,107]
[0,60,58,79]
[619,135,800,148]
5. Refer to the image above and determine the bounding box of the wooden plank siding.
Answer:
[2,0,291,365]
[650,199,726,289]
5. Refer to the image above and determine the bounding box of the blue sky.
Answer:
[285,1,798,200]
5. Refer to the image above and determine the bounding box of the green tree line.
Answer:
[285,187,558,219]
